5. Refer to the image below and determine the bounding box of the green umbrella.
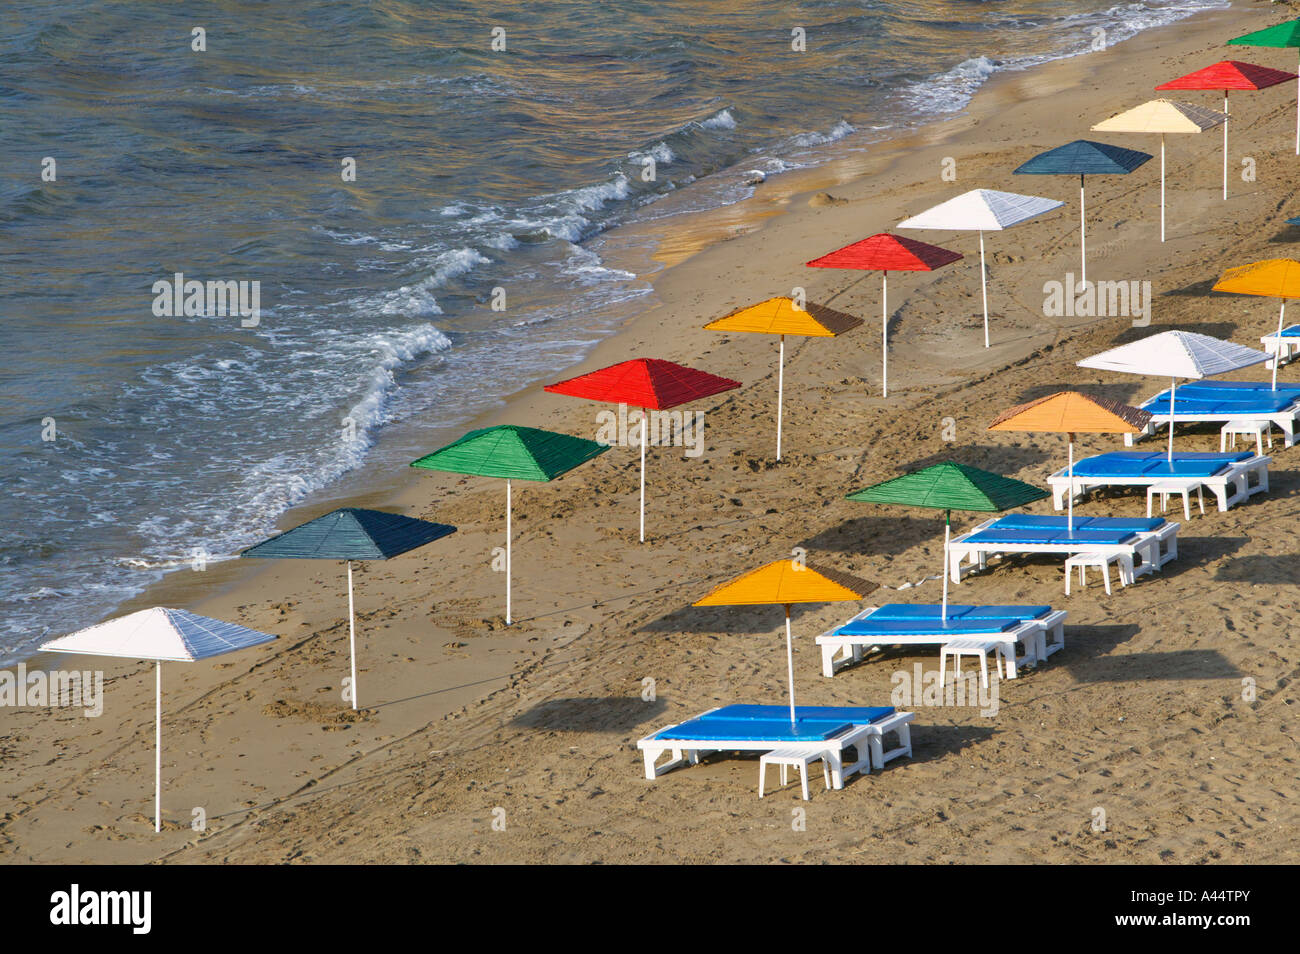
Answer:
[1228,19,1300,154]
[846,462,1048,619]
[410,425,608,624]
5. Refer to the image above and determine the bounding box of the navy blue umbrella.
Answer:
[242,508,456,709]
[1014,140,1152,284]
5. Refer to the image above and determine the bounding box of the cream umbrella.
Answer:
[1091,99,1227,242]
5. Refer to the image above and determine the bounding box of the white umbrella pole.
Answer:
[505,480,512,624]
[639,409,647,542]
[1168,377,1176,462]
[1067,438,1075,536]
[155,661,161,833]
[1160,135,1166,243]
[776,336,784,460]
[1079,177,1087,286]
[979,231,990,348]
[1223,92,1229,201]
[1295,49,1299,155]
[347,560,358,710]
[784,605,796,724]
[881,273,889,397]
[941,511,951,622]
[1274,301,1286,391]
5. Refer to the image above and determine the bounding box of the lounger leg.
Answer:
[1102,561,1112,596]
[822,759,831,791]
[939,648,949,689]
[826,752,844,789]
[978,650,989,689]
[799,764,810,802]
[644,748,660,780]
[759,761,767,798]
[1181,490,1190,520]
[821,643,836,678]
[1196,485,1204,515]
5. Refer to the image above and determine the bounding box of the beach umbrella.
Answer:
[693,559,877,723]
[1213,258,1300,388]
[1156,61,1296,199]
[410,425,608,624]
[803,234,961,396]
[544,358,740,542]
[1228,19,1300,153]
[39,607,276,832]
[846,463,1048,620]
[1012,140,1153,284]
[704,297,860,457]
[1091,99,1227,242]
[240,508,456,710]
[897,190,1063,348]
[1077,330,1271,461]
[988,391,1152,534]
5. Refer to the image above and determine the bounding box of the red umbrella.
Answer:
[544,358,741,541]
[1156,60,1297,199]
[806,233,961,397]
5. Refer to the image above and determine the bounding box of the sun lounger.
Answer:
[1260,324,1300,367]
[815,603,1066,678]
[1124,381,1300,448]
[1048,450,1269,513]
[947,514,1177,584]
[637,704,914,787]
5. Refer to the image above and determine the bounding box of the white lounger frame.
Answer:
[637,708,915,788]
[1125,406,1299,448]
[946,517,1178,583]
[1260,331,1300,368]
[813,605,1067,679]
[1047,455,1270,514]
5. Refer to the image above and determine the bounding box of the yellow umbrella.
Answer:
[1212,259,1300,388]
[988,391,1151,534]
[1092,99,1227,242]
[694,559,877,722]
[704,297,861,459]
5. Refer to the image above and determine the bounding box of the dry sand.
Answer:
[3,0,1298,864]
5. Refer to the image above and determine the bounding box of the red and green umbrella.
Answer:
[410,425,608,623]
[805,233,961,396]
[847,462,1048,619]
[1156,61,1296,199]
[544,358,740,542]
[1228,19,1300,153]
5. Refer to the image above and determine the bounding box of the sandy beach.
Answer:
[5,0,1300,865]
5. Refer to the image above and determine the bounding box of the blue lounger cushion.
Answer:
[1068,452,1249,479]
[866,603,1050,622]
[990,514,1164,532]
[1175,380,1300,394]
[655,717,851,742]
[708,704,895,724]
[966,528,1137,545]
[1143,395,1296,414]
[836,618,1018,636]
[1268,325,1300,338]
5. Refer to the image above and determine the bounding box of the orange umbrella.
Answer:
[988,391,1151,534]
[704,297,861,459]
[694,559,877,722]
[1212,259,1300,388]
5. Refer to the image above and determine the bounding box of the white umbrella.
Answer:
[1077,330,1271,461]
[40,607,277,832]
[898,189,1063,348]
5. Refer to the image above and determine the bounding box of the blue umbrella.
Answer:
[241,508,456,709]
[1014,140,1153,285]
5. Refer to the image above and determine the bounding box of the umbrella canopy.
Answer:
[241,508,456,710]
[1013,140,1153,283]
[1228,19,1300,153]
[898,190,1062,348]
[40,607,277,832]
[410,425,608,623]
[988,391,1152,533]
[846,462,1048,618]
[804,234,961,396]
[693,559,877,721]
[544,359,740,541]
[1156,61,1296,200]
[1213,259,1300,388]
[1077,330,1271,459]
[1092,100,1227,241]
[704,298,861,458]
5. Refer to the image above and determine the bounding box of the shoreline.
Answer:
[11,0,1300,864]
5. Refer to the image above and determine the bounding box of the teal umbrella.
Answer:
[241,508,456,710]
[846,462,1048,619]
